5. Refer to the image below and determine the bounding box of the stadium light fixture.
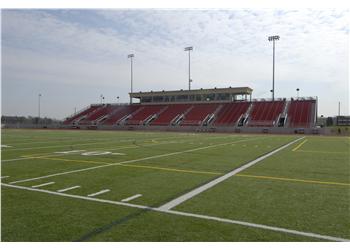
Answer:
[296,88,300,98]
[268,35,280,101]
[184,46,193,91]
[128,54,135,104]
[100,94,104,104]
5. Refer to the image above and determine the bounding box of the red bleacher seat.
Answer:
[79,105,114,124]
[181,103,219,126]
[151,104,192,126]
[213,102,250,126]
[126,105,166,125]
[248,101,285,127]
[63,105,101,125]
[288,100,315,128]
[102,105,140,125]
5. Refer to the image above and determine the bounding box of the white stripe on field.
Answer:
[1,176,10,179]
[158,137,305,211]
[1,183,348,242]
[31,182,55,188]
[87,189,110,197]
[57,186,81,193]
[9,138,259,184]
[121,194,142,202]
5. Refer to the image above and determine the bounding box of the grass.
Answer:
[1,129,349,241]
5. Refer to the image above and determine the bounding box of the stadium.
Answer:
[61,86,318,134]
[1,8,349,244]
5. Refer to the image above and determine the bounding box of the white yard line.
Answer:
[87,189,110,197]
[9,137,260,185]
[31,182,55,188]
[158,137,305,211]
[121,194,142,202]
[1,182,348,242]
[57,186,81,193]
[1,176,10,179]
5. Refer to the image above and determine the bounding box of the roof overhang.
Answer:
[130,87,253,98]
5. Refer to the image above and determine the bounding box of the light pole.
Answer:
[100,94,104,104]
[38,93,42,124]
[268,35,280,101]
[117,96,120,104]
[128,54,134,104]
[184,46,193,91]
[296,88,300,99]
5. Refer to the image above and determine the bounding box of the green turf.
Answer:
[1,129,349,241]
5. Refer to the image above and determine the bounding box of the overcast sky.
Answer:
[1,9,349,119]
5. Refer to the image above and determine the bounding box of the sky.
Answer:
[1,9,349,119]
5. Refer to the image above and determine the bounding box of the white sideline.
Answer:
[87,189,110,197]
[1,183,348,242]
[31,182,55,188]
[9,137,258,184]
[57,186,81,193]
[121,194,142,202]
[1,176,10,179]
[158,137,305,211]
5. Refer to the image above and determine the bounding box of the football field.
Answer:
[1,129,349,241]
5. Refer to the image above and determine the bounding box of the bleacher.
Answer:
[213,102,250,126]
[151,104,192,126]
[63,99,316,129]
[126,105,166,125]
[78,104,114,125]
[180,103,220,126]
[248,101,285,127]
[287,99,315,128]
[102,105,140,125]
[63,105,101,125]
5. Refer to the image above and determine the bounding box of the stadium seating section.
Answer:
[151,104,192,126]
[213,102,250,126]
[287,100,316,128]
[248,101,285,127]
[63,105,100,125]
[181,103,220,126]
[126,105,165,125]
[63,99,316,128]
